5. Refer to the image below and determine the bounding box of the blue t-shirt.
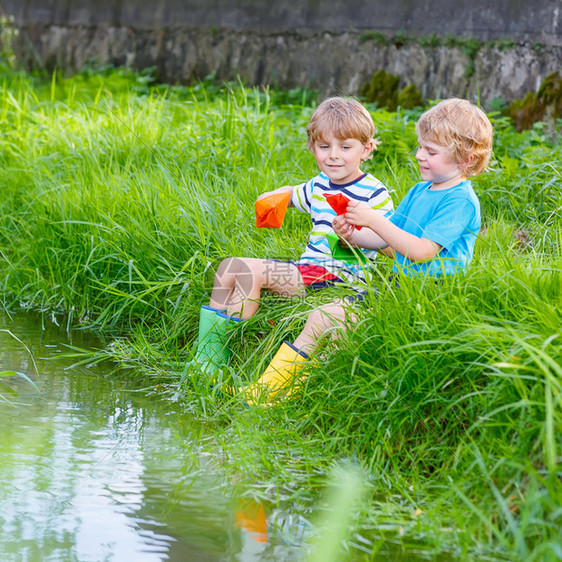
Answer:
[388,180,481,277]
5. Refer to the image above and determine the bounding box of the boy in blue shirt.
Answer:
[248,98,494,403]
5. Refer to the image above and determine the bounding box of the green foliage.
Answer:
[358,30,389,45]
[417,33,443,48]
[393,30,409,48]
[0,67,561,560]
[490,38,516,51]
[456,36,483,59]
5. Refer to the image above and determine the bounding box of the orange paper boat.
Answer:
[255,191,291,228]
[324,193,362,230]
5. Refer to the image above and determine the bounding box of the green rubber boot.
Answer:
[193,305,234,375]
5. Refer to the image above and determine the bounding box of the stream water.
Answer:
[0,312,302,562]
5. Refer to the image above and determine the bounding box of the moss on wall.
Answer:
[397,84,425,110]
[506,72,562,131]
[360,69,399,109]
[360,69,424,110]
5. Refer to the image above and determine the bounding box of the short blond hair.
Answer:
[307,97,376,158]
[416,98,494,176]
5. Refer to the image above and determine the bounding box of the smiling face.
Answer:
[415,137,467,190]
[311,134,374,185]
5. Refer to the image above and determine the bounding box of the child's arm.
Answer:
[256,185,295,208]
[333,215,388,249]
[345,202,442,261]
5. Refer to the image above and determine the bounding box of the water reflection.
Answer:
[0,312,284,561]
[235,499,268,558]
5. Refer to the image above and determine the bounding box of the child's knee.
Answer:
[246,260,274,288]
[215,257,254,281]
[216,257,236,277]
[307,307,331,328]
[308,304,345,328]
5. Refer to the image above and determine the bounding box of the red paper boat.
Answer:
[324,193,362,230]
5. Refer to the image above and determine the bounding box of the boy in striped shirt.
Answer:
[192,97,393,375]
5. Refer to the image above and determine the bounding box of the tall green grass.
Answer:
[0,66,560,560]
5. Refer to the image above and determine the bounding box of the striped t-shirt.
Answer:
[291,172,394,284]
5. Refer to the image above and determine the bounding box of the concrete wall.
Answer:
[2,0,561,106]
[5,0,561,42]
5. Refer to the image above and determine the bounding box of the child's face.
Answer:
[311,133,373,185]
[416,138,466,189]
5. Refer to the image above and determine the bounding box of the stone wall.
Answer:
[2,0,561,106]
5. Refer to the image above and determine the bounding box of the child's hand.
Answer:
[333,215,355,242]
[256,186,293,203]
[256,190,273,202]
[345,202,375,228]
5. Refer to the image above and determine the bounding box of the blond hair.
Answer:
[416,98,494,176]
[307,97,376,159]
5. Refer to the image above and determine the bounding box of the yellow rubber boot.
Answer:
[246,341,308,405]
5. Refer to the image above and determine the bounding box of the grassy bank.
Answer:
[0,66,560,560]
